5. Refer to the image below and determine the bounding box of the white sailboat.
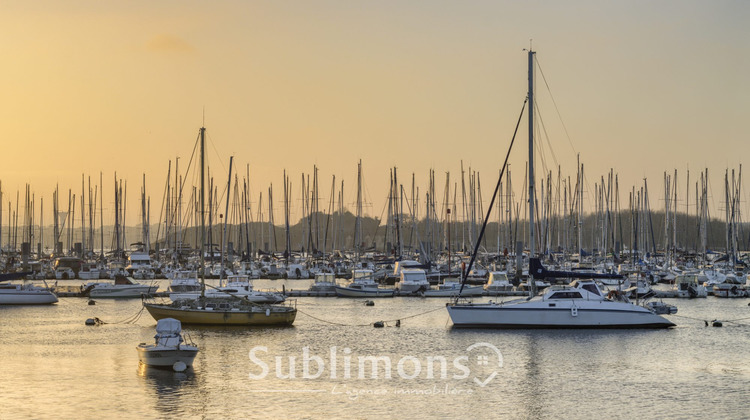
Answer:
[0,275,58,305]
[447,49,674,329]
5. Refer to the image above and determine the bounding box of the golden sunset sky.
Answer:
[1,1,748,225]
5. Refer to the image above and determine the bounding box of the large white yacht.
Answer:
[447,276,674,328]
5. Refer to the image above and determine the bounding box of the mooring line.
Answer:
[297,305,445,327]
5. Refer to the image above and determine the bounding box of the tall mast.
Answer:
[527,48,536,296]
[200,126,206,297]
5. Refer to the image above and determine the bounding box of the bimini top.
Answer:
[155,318,182,335]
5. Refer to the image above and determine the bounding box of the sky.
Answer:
[1,0,748,227]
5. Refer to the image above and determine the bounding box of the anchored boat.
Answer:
[137,318,198,371]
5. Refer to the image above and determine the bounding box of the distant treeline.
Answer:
[6,210,748,256]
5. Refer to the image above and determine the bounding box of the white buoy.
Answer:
[173,361,187,372]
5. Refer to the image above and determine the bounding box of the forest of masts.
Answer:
[0,161,746,264]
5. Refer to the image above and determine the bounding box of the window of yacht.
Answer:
[581,284,600,296]
[548,291,582,299]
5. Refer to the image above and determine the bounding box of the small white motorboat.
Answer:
[137,318,198,372]
[423,281,485,298]
[335,269,394,297]
[84,275,158,298]
[308,272,337,292]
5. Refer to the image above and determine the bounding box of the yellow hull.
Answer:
[144,303,296,326]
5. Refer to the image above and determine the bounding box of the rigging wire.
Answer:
[455,97,527,300]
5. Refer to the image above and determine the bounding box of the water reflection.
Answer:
[137,362,199,416]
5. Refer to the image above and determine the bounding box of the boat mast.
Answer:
[200,126,206,298]
[527,48,537,296]
[220,156,234,285]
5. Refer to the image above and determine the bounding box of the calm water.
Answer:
[1,279,749,419]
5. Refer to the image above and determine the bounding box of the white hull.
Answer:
[0,289,58,305]
[89,285,158,298]
[423,286,485,298]
[334,286,394,298]
[136,347,198,368]
[447,299,674,328]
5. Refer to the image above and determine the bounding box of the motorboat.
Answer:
[308,272,337,292]
[335,269,394,297]
[136,318,198,371]
[83,275,158,298]
[672,273,708,298]
[397,269,430,294]
[423,280,484,298]
[169,270,202,293]
[485,271,513,295]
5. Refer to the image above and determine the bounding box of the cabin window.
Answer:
[581,284,600,296]
[549,291,582,299]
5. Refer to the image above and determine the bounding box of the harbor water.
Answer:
[1,279,749,419]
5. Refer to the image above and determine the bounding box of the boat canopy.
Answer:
[156,318,182,335]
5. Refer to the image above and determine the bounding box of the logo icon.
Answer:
[466,342,503,387]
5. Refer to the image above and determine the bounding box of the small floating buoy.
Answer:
[365,300,374,306]
[712,320,723,327]
[173,361,187,372]
[373,321,385,328]
[85,317,102,326]
[395,320,401,327]
[88,300,96,305]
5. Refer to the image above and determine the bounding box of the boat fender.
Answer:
[265,308,271,317]
[373,321,385,328]
[173,361,187,372]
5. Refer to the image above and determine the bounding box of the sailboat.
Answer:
[446,49,674,329]
[0,273,58,305]
[144,127,296,326]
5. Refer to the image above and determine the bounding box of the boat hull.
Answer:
[89,285,158,298]
[136,347,199,368]
[0,290,58,305]
[334,286,394,298]
[423,286,485,298]
[447,301,675,329]
[144,303,297,326]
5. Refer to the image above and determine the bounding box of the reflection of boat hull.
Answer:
[447,301,674,329]
[334,286,394,298]
[144,303,297,326]
[137,347,199,368]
